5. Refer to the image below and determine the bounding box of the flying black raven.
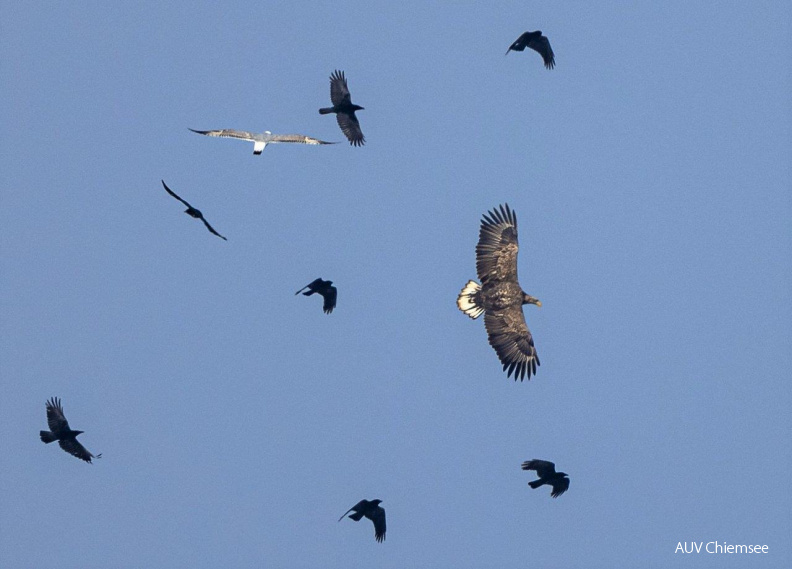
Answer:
[339,499,386,543]
[295,278,337,314]
[457,204,541,380]
[522,459,569,498]
[40,397,102,463]
[506,31,555,69]
[319,70,365,147]
[162,180,227,240]
[188,128,335,155]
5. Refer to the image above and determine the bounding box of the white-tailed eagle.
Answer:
[457,204,541,380]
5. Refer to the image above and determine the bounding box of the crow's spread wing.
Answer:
[506,32,532,53]
[527,34,555,69]
[200,217,227,240]
[329,70,352,106]
[338,500,366,522]
[46,398,70,435]
[550,476,569,498]
[162,180,192,209]
[521,459,557,478]
[302,278,324,294]
[322,286,337,314]
[336,112,365,146]
[370,507,386,543]
[58,438,98,463]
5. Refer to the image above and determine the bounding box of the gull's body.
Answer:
[189,128,336,155]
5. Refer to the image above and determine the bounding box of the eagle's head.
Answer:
[522,293,541,307]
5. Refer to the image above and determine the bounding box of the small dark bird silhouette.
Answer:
[162,180,227,240]
[295,278,337,314]
[339,499,386,543]
[522,459,569,498]
[506,31,555,69]
[40,397,102,463]
[319,70,365,147]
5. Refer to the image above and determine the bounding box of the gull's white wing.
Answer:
[189,128,259,141]
[265,133,335,145]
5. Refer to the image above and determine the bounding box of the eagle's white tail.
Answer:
[457,280,484,319]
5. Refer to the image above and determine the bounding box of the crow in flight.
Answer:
[522,459,569,498]
[339,499,386,543]
[457,204,541,380]
[295,278,337,314]
[506,31,555,69]
[162,180,227,240]
[189,128,335,155]
[319,70,365,147]
[40,397,102,463]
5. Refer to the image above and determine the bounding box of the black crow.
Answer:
[506,31,555,69]
[295,278,337,314]
[522,459,569,498]
[40,397,102,464]
[319,70,365,147]
[457,204,541,380]
[162,180,227,240]
[339,499,386,543]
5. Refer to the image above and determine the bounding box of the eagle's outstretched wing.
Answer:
[475,204,519,285]
[484,309,539,380]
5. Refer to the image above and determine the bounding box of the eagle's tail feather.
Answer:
[529,479,544,489]
[319,107,334,115]
[457,280,484,319]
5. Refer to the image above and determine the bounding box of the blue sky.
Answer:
[1,2,790,568]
